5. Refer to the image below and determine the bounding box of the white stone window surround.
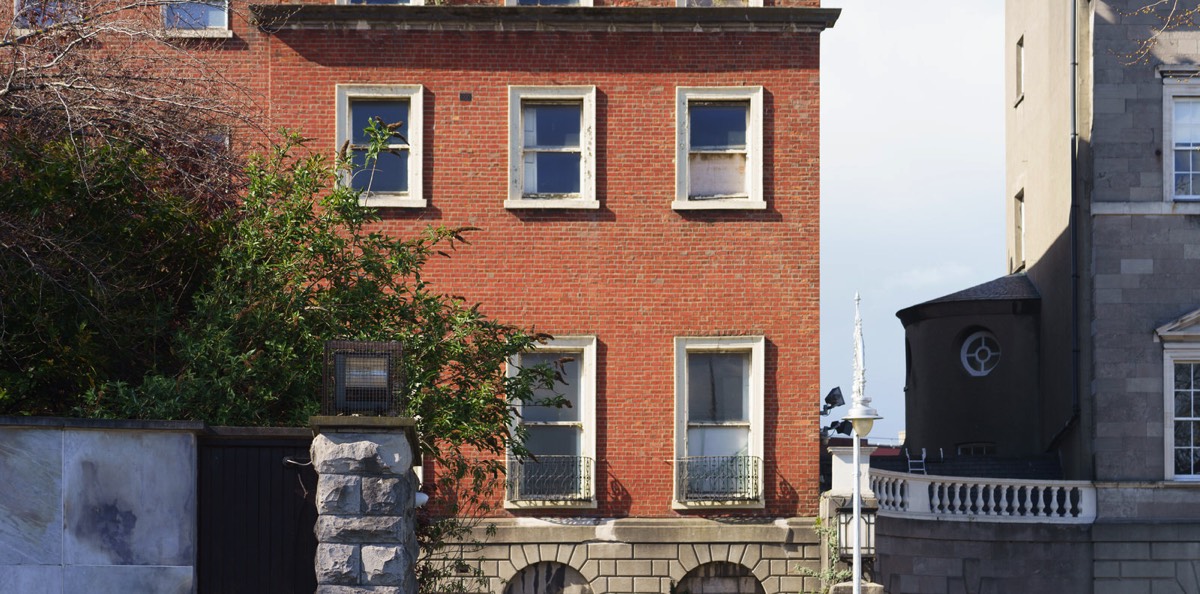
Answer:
[1161,68,1200,203]
[161,0,233,38]
[506,85,598,210]
[505,335,598,508]
[674,86,765,211]
[335,84,426,208]
[672,335,766,509]
[1155,308,1200,481]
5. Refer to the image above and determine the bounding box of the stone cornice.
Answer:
[250,5,840,33]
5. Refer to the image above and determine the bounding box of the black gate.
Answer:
[198,430,317,594]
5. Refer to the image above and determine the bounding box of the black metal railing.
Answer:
[507,455,593,502]
[676,455,761,502]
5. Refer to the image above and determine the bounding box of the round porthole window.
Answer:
[960,330,1000,377]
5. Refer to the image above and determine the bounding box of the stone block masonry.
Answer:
[310,419,420,594]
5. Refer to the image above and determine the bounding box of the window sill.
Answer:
[161,28,233,38]
[671,498,764,510]
[505,198,600,210]
[672,198,766,211]
[504,498,597,510]
[359,194,426,208]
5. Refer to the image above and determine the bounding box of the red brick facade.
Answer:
[14,0,828,521]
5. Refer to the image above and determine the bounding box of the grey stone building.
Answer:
[875,1,1200,592]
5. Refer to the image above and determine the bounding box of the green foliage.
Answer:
[0,135,225,415]
[798,516,852,594]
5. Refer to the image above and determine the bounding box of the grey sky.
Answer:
[820,0,1006,441]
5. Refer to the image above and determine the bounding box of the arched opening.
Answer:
[674,561,764,594]
[503,561,592,594]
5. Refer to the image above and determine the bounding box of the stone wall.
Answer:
[876,516,1092,594]
[462,517,821,594]
[1093,522,1200,593]
[0,418,202,594]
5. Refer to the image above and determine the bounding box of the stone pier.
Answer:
[310,417,420,594]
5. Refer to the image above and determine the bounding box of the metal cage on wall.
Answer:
[321,340,404,416]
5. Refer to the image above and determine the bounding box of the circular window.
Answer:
[960,330,1000,377]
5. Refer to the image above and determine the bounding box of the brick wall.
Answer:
[261,28,822,517]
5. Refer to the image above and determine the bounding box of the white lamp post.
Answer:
[842,294,880,594]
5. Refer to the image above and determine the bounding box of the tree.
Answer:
[73,128,562,592]
[0,0,257,411]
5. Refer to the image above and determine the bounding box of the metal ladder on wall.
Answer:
[905,448,927,474]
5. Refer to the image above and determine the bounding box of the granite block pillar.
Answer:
[310,417,419,594]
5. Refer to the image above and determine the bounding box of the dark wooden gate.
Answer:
[198,429,317,594]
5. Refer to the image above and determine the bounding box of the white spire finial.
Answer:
[852,293,867,407]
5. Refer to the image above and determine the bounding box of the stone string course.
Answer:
[464,519,823,594]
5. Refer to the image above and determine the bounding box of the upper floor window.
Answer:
[675,87,765,210]
[506,86,598,209]
[1156,307,1200,481]
[336,85,425,208]
[960,330,1000,377]
[14,0,76,29]
[1161,73,1200,202]
[1014,35,1025,107]
[506,336,597,507]
[163,0,230,35]
[673,336,764,508]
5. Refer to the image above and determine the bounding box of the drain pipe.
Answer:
[1048,0,1084,459]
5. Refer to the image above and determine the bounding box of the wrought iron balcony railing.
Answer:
[676,455,761,502]
[507,455,593,502]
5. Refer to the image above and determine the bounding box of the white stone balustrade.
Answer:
[870,469,1096,524]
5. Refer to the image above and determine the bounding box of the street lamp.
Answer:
[842,294,881,594]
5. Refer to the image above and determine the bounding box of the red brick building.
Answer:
[15,0,837,590]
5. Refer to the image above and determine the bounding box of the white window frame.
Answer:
[674,86,765,211]
[506,86,598,210]
[673,335,765,509]
[674,0,762,6]
[505,336,597,508]
[336,84,425,208]
[1163,347,1200,481]
[161,0,232,38]
[1162,74,1200,202]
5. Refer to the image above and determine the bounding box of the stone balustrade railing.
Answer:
[869,468,1097,524]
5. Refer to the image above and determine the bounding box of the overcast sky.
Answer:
[820,0,1006,441]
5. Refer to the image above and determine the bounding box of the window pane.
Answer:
[524,104,581,149]
[688,153,747,198]
[350,148,408,193]
[521,352,581,422]
[687,352,750,422]
[690,103,748,150]
[164,1,225,29]
[17,0,74,27]
[525,426,581,457]
[1178,100,1200,143]
[686,426,749,457]
[1178,173,1191,196]
[351,100,410,145]
[525,152,581,194]
[1177,363,1193,390]
[1177,391,1193,418]
[1176,420,1194,448]
[1177,448,1192,475]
